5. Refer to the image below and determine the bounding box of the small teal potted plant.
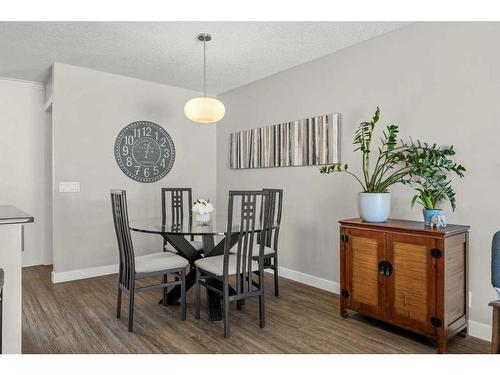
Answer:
[401,142,465,225]
[410,174,463,226]
[412,188,447,226]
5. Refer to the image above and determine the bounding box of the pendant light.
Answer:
[184,33,225,124]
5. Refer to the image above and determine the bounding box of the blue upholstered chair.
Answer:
[489,231,500,353]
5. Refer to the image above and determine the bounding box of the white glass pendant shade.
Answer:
[184,96,225,124]
[184,33,225,124]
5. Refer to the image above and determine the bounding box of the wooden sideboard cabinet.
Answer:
[339,218,470,354]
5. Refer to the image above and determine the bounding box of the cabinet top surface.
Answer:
[339,218,469,237]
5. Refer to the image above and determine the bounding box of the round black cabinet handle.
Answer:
[378,261,393,276]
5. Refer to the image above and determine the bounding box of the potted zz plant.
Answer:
[320,107,465,223]
[320,107,397,222]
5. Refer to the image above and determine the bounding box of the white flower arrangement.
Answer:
[192,199,214,215]
[192,199,214,222]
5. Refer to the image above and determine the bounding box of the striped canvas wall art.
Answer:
[230,113,340,169]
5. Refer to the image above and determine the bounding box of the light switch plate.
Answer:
[59,181,80,193]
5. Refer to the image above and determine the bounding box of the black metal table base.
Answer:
[159,270,223,321]
[158,233,236,322]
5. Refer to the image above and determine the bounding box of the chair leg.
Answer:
[116,284,122,319]
[492,306,500,354]
[259,271,266,328]
[273,254,280,297]
[162,274,168,306]
[237,274,243,310]
[206,288,210,317]
[223,280,230,338]
[128,281,135,332]
[180,270,186,321]
[195,269,201,320]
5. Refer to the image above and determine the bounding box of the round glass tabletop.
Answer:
[129,212,275,236]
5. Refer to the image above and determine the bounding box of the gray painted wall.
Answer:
[52,63,216,274]
[217,22,500,328]
[0,78,51,267]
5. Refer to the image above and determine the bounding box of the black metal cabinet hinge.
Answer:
[341,234,349,243]
[341,289,350,298]
[430,316,442,327]
[430,248,443,259]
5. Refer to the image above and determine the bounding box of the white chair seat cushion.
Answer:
[229,243,275,257]
[165,240,204,253]
[135,252,188,274]
[195,255,259,276]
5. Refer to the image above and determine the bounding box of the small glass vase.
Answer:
[194,212,210,222]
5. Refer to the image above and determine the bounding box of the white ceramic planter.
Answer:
[357,192,391,223]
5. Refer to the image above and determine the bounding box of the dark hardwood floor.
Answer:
[22,265,489,354]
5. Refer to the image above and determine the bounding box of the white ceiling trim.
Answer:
[0,76,45,90]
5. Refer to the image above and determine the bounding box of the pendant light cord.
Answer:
[203,37,207,97]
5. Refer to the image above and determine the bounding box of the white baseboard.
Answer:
[51,263,118,283]
[468,320,492,342]
[268,265,340,294]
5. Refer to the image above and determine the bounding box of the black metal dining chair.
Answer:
[230,188,283,296]
[194,190,271,338]
[161,188,204,254]
[490,231,500,353]
[0,268,3,354]
[111,189,189,332]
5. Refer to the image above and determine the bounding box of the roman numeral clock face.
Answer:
[114,121,175,183]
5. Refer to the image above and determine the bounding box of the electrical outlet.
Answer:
[59,181,80,193]
[468,291,472,308]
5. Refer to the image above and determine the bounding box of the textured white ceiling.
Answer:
[0,22,410,94]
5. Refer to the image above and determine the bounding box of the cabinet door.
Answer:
[386,233,437,336]
[343,228,386,319]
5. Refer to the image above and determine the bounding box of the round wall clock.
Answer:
[114,121,175,183]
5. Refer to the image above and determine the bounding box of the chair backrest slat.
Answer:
[259,189,283,250]
[111,190,135,289]
[224,190,271,295]
[161,188,194,241]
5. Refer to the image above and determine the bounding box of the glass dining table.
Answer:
[129,212,272,321]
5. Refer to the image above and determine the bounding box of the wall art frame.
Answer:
[229,113,340,169]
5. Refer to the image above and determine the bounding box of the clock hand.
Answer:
[145,141,151,159]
